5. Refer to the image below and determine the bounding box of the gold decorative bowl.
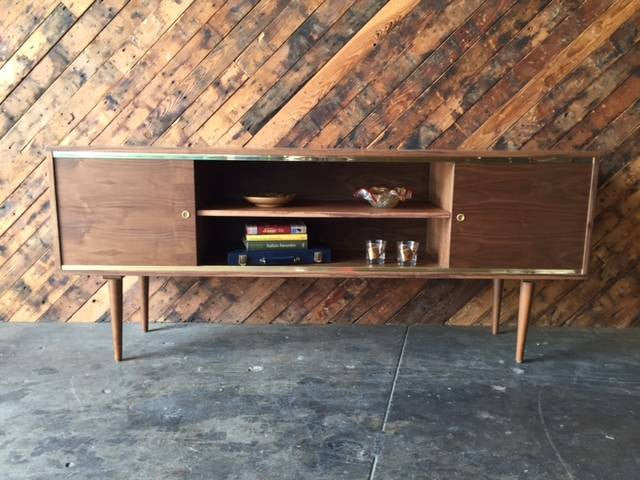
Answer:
[354,187,413,208]
[244,193,296,208]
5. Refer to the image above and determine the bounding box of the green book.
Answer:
[243,239,308,250]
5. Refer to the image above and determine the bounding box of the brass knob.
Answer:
[456,213,465,222]
[181,210,191,219]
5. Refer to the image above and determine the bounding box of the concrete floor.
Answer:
[0,324,638,480]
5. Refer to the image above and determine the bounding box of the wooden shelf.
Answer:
[196,201,450,219]
[225,249,454,276]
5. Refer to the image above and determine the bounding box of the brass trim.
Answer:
[62,264,582,278]
[50,148,596,164]
[581,157,599,274]
[47,153,63,268]
[456,213,465,222]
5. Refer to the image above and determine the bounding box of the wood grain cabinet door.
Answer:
[450,163,595,271]
[53,158,197,266]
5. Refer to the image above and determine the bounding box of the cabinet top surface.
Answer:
[49,146,599,163]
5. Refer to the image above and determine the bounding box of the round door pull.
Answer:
[181,210,191,219]
[456,213,465,222]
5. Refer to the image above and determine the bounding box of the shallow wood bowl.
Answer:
[244,193,296,208]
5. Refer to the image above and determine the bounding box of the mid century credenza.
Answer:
[47,147,599,363]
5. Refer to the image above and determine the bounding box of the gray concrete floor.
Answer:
[0,324,639,480]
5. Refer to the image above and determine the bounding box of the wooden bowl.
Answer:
[244,193,296,208]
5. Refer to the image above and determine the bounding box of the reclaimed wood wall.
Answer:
[1,0,638,328]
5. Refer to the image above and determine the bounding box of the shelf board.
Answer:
[196,201,450,219]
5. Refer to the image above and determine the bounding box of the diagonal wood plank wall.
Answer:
[1,0,638,328]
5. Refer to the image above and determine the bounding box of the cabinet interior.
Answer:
[194,161,454,268]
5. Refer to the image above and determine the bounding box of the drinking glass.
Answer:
[397,241,419,266]
[365,240,386,265]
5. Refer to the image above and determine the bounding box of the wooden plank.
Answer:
[61,0,96,18]
[353,279,425,324]
[288,0,443,147]
[0,224,51,320]
[497,35,640,149]
[197,202,450,219]
[0,191,49,268]
[0,4,76,103]
[67,276,137,323]
[214,278,286,324]
[190,278,254,323]
[305,0,506,149]
[92,0,257,146]
[161,279,217,323]
[460,0,640,149]
[247,0,421,147]
[300,279,369,324]
[410,0,588,149]
[271,279,340,324]
[233,0,366,139]
[91,23,227,145]
[573,270,640,327]
[123,0,290,145]
[1,251,55,322]
[8,266,72,323]
[596,122,640,186]
[66,0,225,146]
[243,278,317,324]
[0,0,128,139]
[0,0,159,153]
[108,0,197,75]
[147,277,197,323]
[194,0,327,145]
[433,0,611,149]
[0,162,49,238]
[393,279,485,325]
[555,72,640,149]
[0,0,59,63]
[349,0,550,149]
[38,274,107,323]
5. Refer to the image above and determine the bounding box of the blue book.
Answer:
[227,247,331,266]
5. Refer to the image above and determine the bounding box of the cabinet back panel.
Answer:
[53,159,197,266]
[195,162,430,205]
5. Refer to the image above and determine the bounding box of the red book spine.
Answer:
[258,226,293,234]
[245,224,306,234]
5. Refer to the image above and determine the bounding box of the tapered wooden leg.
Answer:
[107,277,123,362]
[492,279,503,335]
[516,280,534,363]
[139,276,149,333]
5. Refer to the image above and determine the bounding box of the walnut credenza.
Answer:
[48,147,598,362]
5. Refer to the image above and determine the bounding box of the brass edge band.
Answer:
[51,150,594,164]
[62,265,581,276]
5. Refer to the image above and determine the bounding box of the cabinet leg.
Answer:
[139,276,149,333]
[516,280,534,363]
[107,277,123,362]
[491,279,503,335]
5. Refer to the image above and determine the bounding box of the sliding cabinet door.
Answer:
[52,158,197,266]
[449,162,595,271]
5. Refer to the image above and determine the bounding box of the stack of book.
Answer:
[243,223,307,250]
[227,222,331,265]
